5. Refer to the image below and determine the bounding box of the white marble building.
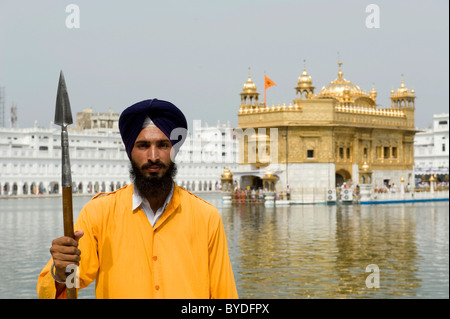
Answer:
[175,120,239,191]
[414,113,449,177]
[0,123,128,195]
[0,118,239,196]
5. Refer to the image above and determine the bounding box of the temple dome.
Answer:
[295,60,315,99]
[317,61,366,98]
[297,63,313,87]
[242,69,257,93]
[396,75,409,94]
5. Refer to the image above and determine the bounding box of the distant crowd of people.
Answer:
[227,179,449,204]
[372,180,449,193]
[231,184,291,203]
[232,187,265,203]
[374,183,399,193]
[415,181,449,191]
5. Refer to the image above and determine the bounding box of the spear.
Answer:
[54,70,77,299]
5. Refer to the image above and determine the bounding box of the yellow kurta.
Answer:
[37,184,238,299]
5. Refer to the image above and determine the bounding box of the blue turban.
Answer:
[118,99,188,160]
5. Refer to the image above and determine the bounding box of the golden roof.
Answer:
[317,61,368,99]
[391,75,416,98]
[242,68,257,93]
[396,75,409,94]
[297,60,313,87]
[221,166,233,179]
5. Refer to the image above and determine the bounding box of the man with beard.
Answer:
[37,99,238,299]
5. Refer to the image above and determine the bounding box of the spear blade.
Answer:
[54,70,73,127]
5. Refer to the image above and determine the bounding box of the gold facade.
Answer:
[237,62,416,186]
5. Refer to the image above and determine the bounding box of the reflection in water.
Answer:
[0,196,448,299]
[222,202,446,299]
[333,205,420,298]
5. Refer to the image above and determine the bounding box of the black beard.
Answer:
[130,160,177,199]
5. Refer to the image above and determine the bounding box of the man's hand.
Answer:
[50,230,84,283]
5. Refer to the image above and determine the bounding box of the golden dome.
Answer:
[298,70,313,85]
[396,75,409,94]
[318,61,366,98]
[297,60,313,87]
[221,166,233,179]
[242,68,257,93]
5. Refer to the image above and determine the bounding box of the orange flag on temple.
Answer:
[264,74,275,105]
[264,74,275,90]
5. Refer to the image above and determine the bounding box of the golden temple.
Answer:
[233,61,417,202]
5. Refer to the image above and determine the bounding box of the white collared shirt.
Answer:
[132,183,174,227]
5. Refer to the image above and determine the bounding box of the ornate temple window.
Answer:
[384,147,390,159]
[392,146,398,159]
[376,146,382,159]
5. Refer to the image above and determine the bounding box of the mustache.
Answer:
[140,160,167,170]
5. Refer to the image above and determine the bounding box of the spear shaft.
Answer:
[54,70,77,299]
[61,127,74,242]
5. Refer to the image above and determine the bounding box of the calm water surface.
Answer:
[0,194,448,299]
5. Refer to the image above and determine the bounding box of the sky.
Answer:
[0,0,448,130]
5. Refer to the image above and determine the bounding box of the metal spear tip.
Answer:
[54,70,73,127]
